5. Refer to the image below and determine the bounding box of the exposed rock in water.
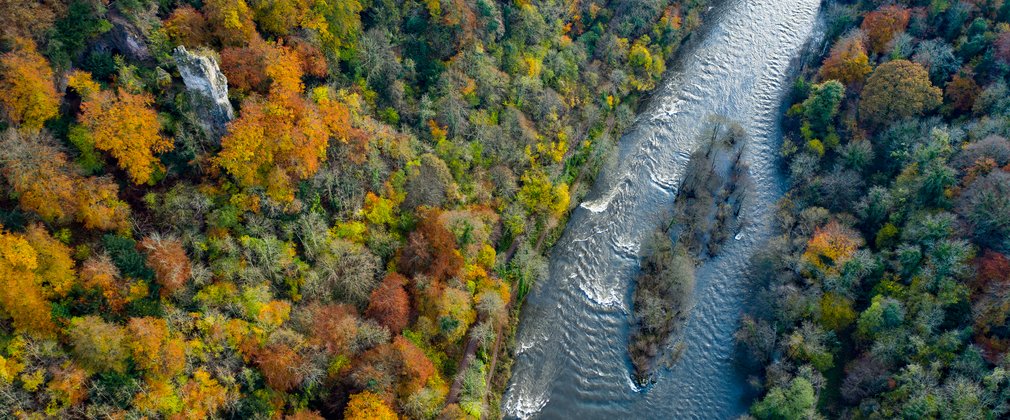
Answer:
[628,120,751,386]
[173,46,235,140]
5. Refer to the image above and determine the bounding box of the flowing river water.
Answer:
[502,1,824,418]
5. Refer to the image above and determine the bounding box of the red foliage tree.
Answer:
[398,210,463,281]
[973,249,1010,292]
[861,5,910,54]
[365,273,410,335]
[309,304,360,356]
[256,342,304,392]
[945,72,981,114]
[996,32,1010,64]
[219,37,272,96]
[349,343,400,398]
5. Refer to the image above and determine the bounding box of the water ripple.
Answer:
[503,0,824,418]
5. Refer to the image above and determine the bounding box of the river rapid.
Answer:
[502,1,824,418]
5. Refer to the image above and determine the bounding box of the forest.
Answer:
[739,0,1010,418]
[0,0,707,418]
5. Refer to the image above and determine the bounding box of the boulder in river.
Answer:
[173,46,234,140]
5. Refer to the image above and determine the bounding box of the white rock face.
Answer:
[173,46,234,139]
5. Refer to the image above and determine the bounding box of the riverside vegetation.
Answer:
[630,120,749,386]
[739,1,1010,418]
[0,0,709,418]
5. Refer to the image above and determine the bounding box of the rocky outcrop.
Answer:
[102,12,152,62]
[173,46,234,140]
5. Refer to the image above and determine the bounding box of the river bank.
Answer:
[503,1,824,417]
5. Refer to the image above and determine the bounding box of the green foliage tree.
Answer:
[751,377,817,420]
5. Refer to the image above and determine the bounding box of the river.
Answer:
[502,0,824,418]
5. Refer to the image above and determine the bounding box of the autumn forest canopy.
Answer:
[0,0,707,418]
[740,0,1010,418]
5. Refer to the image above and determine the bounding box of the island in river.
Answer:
[629,120,751,386]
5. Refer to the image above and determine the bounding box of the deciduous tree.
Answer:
[819,34,872,87]
[861,5,910,54]
[256,342,304,392]
[69,71,172,185]
[802,221,864,275]
[215,44,348,202]
[344,391,396,420]
[859,60,941,129]
[399,210,463,281]
[163,5,209,48]
[0,38,60,131]
[945,72,980,114]
[68,315,129,373]
[365,273,410,335]
[139,235,192,297]
[0,228,56,336]
[203,0,256,47]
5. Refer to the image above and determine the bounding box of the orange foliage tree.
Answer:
[179,369,230,418]
[309,303,360,356]
[0,128,130,230]
[819,34,872,87]
[47,363,89,409]
[366,273,411,335]
[393,336,435,397]
[139,235,192,296]
[0,38,60,131]
[860,5,910,54]
[69,71,173,185]
[802,221,864,275]
[80,254,129,311]
[127,317,186,378]
[344,391,396,420]
[399,210,464,281]
[215,42,351,202]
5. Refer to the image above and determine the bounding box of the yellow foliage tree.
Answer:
[24,224,75,298]
[203,0,257,47]
[0,38,60,131]
[344,391,397,420]
[0,227,57,336]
